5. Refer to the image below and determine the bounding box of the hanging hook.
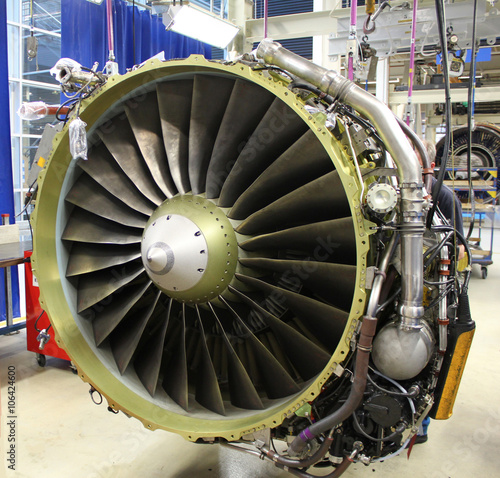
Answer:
[363,1,391,35]
[364,15,375,34]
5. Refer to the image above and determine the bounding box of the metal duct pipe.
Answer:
[256,39,426,328]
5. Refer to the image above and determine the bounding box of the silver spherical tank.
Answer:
[372,321,435,380]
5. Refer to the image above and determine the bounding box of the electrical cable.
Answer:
[55,97,80,122]
[251,65,295,81]
[370,437,412,463]
[352,412,406,443]
[424,278,456,286]
[367,372,419,398]
[369,368,416,426]
[288,81,334,104]
[423,231,453,268]
[34,310,51,333]
[375,286,400,315]
[427,284,454,309]
[431,225,472,290]
[338,105,385,149]
[427,0,452,228]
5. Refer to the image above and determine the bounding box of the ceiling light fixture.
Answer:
[152,1,239,50]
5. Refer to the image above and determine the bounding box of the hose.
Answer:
[427,0,452,227]
[395,115,433,193]
[288,314,378,456]
[465,0,478,240]
[289,81,334,104]
[259,431,334,469]
[367,373,420,398]
[222,435,352,478]
[282,232,399,456]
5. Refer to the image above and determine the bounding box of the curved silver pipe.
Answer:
[256,39,426,327]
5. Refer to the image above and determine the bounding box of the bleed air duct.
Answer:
[256,39,427,330]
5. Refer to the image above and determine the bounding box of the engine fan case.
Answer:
[31,55,370,441]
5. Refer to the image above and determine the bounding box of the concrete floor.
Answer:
[1,231,499,478]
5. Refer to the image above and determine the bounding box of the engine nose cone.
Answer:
[142,215,208,291]
[145,242,175,275]
[141,195,238,303]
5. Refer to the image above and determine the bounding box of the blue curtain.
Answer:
[0,0,21,321]
[61,0,212,74]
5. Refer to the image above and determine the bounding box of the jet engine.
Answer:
[31,41,474,475]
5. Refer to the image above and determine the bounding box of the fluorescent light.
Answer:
[458,74,483,80]
[366,78,400,85]
[164,4,239,50]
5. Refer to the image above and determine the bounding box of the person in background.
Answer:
[420,139,466,260]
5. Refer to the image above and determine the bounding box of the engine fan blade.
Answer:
[162,304,189,410]
[125,91,178,198]
[66,243,141,277]
[78,147,155,216]
[157,80,193,194]
[110,290,162,374]
[229,130,334,219]
[189,75,235,195]
[93,281,152,346]
[239,258,356,311]
[77,262,145,313]
[228,286,330,380]
[194,306,225,415]
[218,98,309,207]
[205,79,275,199]
[239,218,356,264]
[236,171,350,235]
[62,208,143,245]
[97,115,165,205]
[65,173,148,228]
[220,297,301,399]
[235,274,348,351]
[209,304,264,410]
[135,299,173,396]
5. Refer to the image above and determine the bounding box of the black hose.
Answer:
[289,81,334,104]
[431,226,471,263]
[375,286,400,315]
[34,310,52,334]
[427,284,454,309]
[427,0,452,228]
[423,231,454,268]
[55,97,79,122]
[466,0,478,240]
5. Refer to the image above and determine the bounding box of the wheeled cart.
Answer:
[447,167,497,279]
[25,251,71,366]
[463,206,495,279]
